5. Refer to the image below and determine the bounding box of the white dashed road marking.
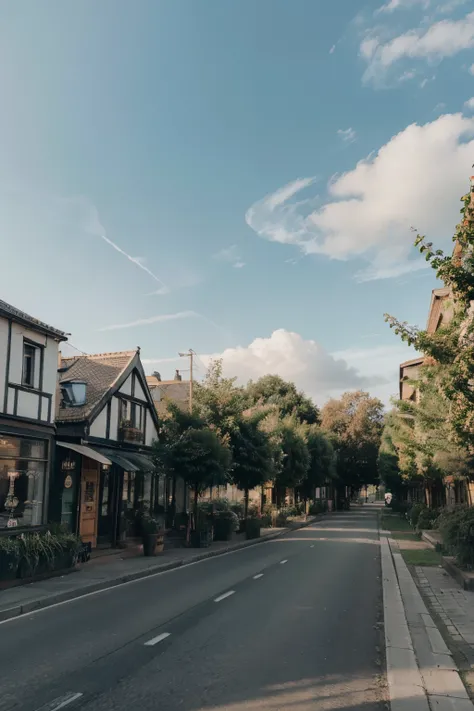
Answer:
[37,692,84,711]
[214,591,236,602]
[144,632,171,646]
[280,560,288,565]
[253,574,264,579]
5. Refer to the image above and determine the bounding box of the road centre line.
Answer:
[144,632,171,647]
[37,692,83,711]
[253,573,264,579]
[214,590,236,602]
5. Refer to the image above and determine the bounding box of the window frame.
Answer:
[22,342,36,388]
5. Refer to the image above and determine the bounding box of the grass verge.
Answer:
[401,549,442,566]
[381,513,412,532]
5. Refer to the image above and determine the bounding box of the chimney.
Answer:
[174,369,182,382]
[153,371,161,381]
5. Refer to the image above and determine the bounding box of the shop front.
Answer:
[54,441,164,549]
[0,427,53,534]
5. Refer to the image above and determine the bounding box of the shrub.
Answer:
[309,500,326,515]
[409,503,426,528]
[416,507,439,531]
[229,501,245,519]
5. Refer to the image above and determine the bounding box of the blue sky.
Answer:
[2,0,474,404]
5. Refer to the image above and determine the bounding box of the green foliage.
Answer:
[322,391,384,490]
[437,506,474,568]
[246,374,320,425]
[385,187,474,450]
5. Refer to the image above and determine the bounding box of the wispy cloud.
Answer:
[470,63,474,75]
[245,112,474,282]
[465,97,474,111]
[212,244,246,269]
[376,0,429,14]
[329,44,336,54]
[337,127,357,144]
[363,11,474,85]
[100,234,169,294]
[98,310,197,331]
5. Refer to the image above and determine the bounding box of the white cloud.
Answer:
[465,97,474,111]
[246,112,474,281]
[329,44,336,54]
[376,0,429,13]
[337,127,357,143]
[98,310,197,331]
[363,11,474,84]
[213,244,246,269]
[470,63,474,75]
[200,329,412,405]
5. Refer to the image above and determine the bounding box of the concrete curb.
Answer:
[380,535,430,711]
[442,556,474,592]
[0,514,324,623]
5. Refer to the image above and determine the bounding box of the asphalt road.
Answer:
[0,507,386,711]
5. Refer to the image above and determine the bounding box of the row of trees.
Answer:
[380,184,474,501]
[153,361,384,519]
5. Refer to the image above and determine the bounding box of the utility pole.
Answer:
[178,349,194,413]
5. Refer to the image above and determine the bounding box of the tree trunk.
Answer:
[244,488,249,519]
[193,484,199,528]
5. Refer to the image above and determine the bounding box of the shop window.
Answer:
[0,436,47,529]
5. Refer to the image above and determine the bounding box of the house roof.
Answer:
[57,351,136,422]
[146,376,189,414]
[0,299,68,340]
[399,357,424,370]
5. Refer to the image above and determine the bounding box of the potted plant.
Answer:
[141,515,164,556]
[0,536,20,581]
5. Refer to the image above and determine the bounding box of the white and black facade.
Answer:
[0,300,67,533]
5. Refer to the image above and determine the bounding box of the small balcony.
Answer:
[120,420,144,444]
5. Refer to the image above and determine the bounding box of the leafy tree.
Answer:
[321,391,384,493]
[301,425,337,501]
[247,374,320,425]
[385,185,474,450]
[228,414,276,517]
[152,404,231,517]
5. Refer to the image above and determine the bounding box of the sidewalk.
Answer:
[0,517,317,623]
[415,565,474,687]
[382,530,474,710]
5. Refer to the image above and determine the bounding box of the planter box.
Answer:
[0,552,19,581]
[190,529,212,548]
[213,518,234,541]
[245,519,261,540]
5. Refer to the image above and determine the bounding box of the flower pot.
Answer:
[142,533,159,556]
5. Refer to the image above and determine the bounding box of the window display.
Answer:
[0,436,48,529]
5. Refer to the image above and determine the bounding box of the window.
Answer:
[0,436,47,529]
[22,343,36,387]
[130,402,144,430]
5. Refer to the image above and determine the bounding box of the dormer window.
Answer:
[61,380,87,407]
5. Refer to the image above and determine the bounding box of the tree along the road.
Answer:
[152,404,231,518]
[378,365,472,503]
[321,391,384,493]
[194,360,275,513]
[228,413,276,517]
[300,425,337,501]
[246,374,320,425]
[385,185,474,451]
